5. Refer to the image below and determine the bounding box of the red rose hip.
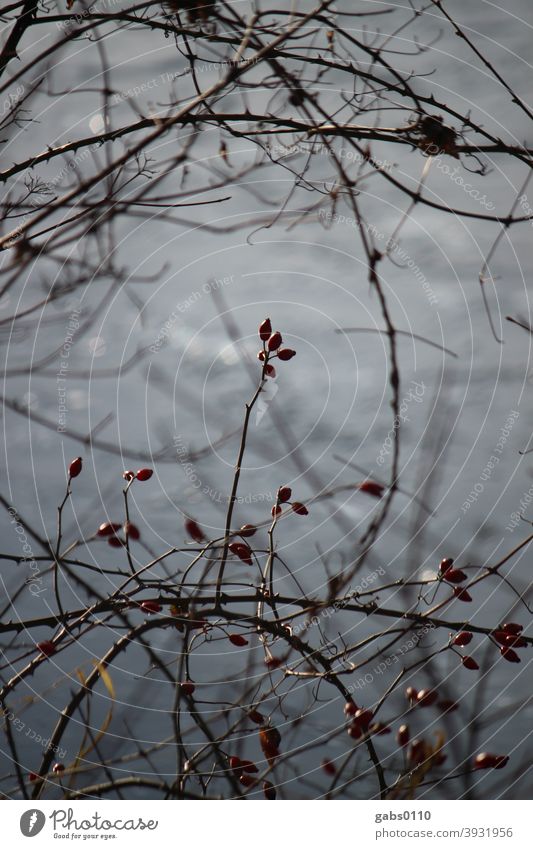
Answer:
[277,485,292,503]
[267,331,282,351]
[259,318,272,341]
[185,517,205,543]
[37,640,56,657]
[68,457,82,478]
[462,655,479,670]
[277,348,296,361]
[228,633,248,647]
[453,631,473,646]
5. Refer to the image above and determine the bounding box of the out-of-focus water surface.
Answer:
[1,1,532,798]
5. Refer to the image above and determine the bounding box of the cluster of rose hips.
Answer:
[490,621,526,662]
[401,685,509,771]
[228,752,276,799]
[405,686,457,711]
[342,697,451,771]
[97,519,141,547]
[227,715,280,798]
[257,318,296,379]
[98,467,153,548]
[271,484,308,519]
[69,458,154,485]
[473,752,509,770]
[438,557,472,602]
[344,700,383,740]
[450,622,526,669]
[395,723,447,768]
[28,763,64,783]
[183,515,257,564]
[66,458,153,548]
[123,467,153,482]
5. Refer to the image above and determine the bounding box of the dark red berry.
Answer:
[185,517,205,543]
[264,364,276,378]
[229,541,253,564]
[248,709,265,725]
[291,502,308,515]
[416,689,438,706]
[68,457,82,478]
[439,557,454,575]
[37,640,56,657]
[358,480,384,498]
[228,633,248,647]
[500,646,521,663]
[107,535,124,547]
[263,780,276,799]
[277,485,292,503]
[347,719,362,739]
[405,686,417,703]
[180,682,195,696]
[277,348,296,361]
[354,708,373,730]
[257,350,266,361]
[229,755,242,773]
[28,772,39,782]
[444,568,468,584]
[240,759,258,774]
[321,758,336,776]
[462,655,479,670]
[265,656,281,670]
[397,724,409,746]
[344,701,358,716]
[502,622,523,634]
[52,763,65,774]
[408,739,426,766]
[141,600,161,614]
[124,521,140,540]
[136,468,153,481]
[239,524,256,537]
[453,587,472,602]
[492,630,510,645]
[504,634,527,648]
[259,318,272,341]
[97,521,122,537]
[267,331,282,351]
[271,505,282,518]
[453,631,473,646]
[239,773,255,788]
[123,470,135,481]
[474,752,509,770]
